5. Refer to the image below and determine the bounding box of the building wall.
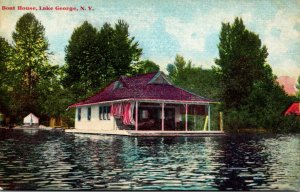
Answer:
[75,105,116,130]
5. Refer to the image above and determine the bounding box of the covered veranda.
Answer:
[111,99,223,133]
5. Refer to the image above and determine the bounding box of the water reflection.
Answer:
[260,135,300,190]
[0,129,299,190]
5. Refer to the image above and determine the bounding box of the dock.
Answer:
[65,129,225,137]
[128,130,225,137]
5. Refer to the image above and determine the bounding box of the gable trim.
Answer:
[148,71,172,85]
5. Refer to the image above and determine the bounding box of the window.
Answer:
[103,106,107,120]
[87,107,91,121]
[99,105,111,120]
[114,81,123,89]
[77,108,81,121]
[99,106,102,120]
[107,106,111,120]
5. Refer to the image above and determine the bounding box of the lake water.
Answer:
[0,129,299,191]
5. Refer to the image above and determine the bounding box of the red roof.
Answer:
[69,71,213,108]
[284,102,300,116]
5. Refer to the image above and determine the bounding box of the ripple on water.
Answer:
[0,130,299,191]
[141,185,162,190]
[107,184,132,190]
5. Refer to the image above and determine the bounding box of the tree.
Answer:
[215,17,269,109]
[109,20,142,77]
[167,54,220,99]
[0,37,13,115]
[0,13,74,126]
[97,23,115,85]
[37,64,74,126]
[37,65,66,116]
[132,59,160,74]
[167,55,221,130]
[0,37,12,79]
[64,20,142,100]
[215,17,297,132]
[10,13,50,120]
[12,13,49,96]
[64,21,98,99]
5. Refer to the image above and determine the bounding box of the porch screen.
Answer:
[111,102,135,125]
[180,105,206,115]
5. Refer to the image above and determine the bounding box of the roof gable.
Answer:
[148,71,171,85]
[113,81,124,90]
[25,113,38,118]
[284,102,300,116]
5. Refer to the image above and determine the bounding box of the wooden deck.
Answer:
[65,129,131,136]
[66,129,225,137]
[128,130,225,137]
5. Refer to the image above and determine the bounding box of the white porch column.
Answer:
[135,101,138,131]
[161,103,165,131]
[208,104,211,131]
[193,106,196,130]
[185,104,188,131]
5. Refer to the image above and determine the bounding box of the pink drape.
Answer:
[111,102,135,125]
[111,103,124,117]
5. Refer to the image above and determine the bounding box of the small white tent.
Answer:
[23,113,39,126]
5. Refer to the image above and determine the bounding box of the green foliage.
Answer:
[167,55,221,131]
[36,64,75,126]
[37,65,72,117]
[0,37,12,76]
[224,82,293,132]
[109,20,142,77]
[215,17,299,132]
[64,20,142,100]
[167,54,220,99]
[0,37,13,115]
[12,13,49,81]
[8,13,50,121]
[97,23,115,86]
[64,21,98,100]
[132,59,160,74]
[225,108,300,133]
[215,18,269,109]
[0,13,74,125]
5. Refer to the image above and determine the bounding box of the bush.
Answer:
[223,108,300,133]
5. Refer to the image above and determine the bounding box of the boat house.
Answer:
[67,71,223,136]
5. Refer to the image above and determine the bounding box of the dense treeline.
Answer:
[0,13,158,126]
[0,13,299,132]
[0,13,58,124]
[167,18,300,133]
[167,54,220,99]
[63,20,160,101]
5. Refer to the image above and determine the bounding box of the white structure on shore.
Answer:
[23,113,39,126]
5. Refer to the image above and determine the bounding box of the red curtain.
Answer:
[111,102,135,125]
[111,103,124,117]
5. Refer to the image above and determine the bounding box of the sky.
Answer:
[0,0,299,79]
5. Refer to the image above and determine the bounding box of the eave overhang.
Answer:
[68,98,219,109]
